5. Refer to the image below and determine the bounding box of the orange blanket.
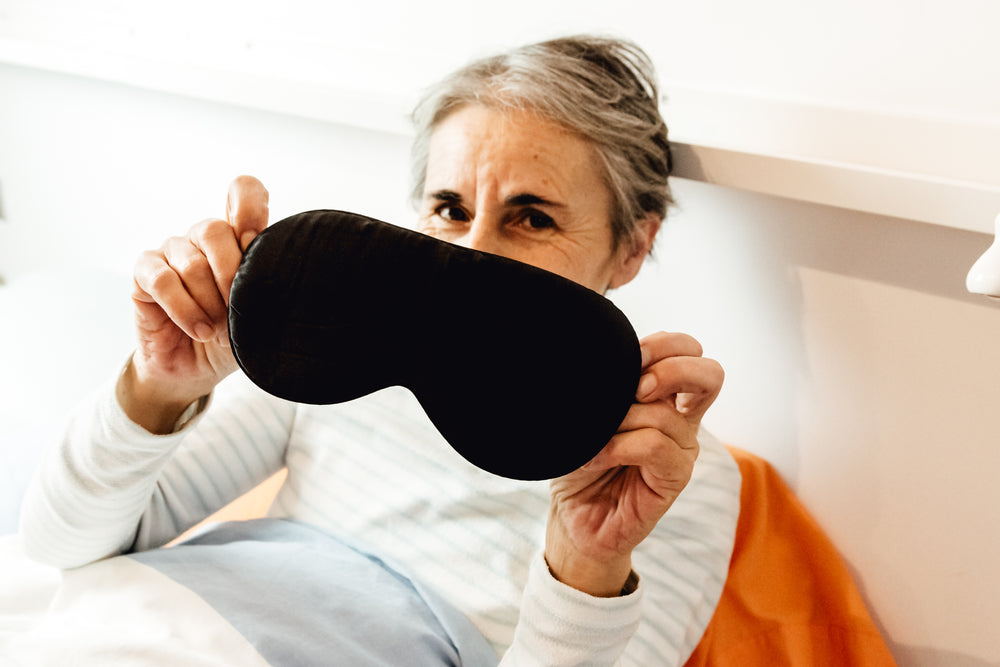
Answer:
[685,446,896,666]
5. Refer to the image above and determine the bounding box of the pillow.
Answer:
[0,269,133,534]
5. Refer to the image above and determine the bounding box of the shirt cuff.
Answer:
[502,552,643,665]
[110,355,212,438]
[171,394,211,432]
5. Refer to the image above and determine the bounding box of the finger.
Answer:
[226,175,269,251]
[639,331,703,369]
[189,217,243,308]
[635,356,724,419]
[585,428,698,489]
[133,250,216,342]
[637,355,724,400]
[615,402,696,445]
[161,236,229,327]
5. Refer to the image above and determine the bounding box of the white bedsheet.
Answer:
[0,533,270,666]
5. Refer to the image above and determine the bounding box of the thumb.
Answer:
[226,175,269,251]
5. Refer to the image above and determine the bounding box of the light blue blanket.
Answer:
[0,519,499,666]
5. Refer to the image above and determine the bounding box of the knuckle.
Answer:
[645,330,704,359]
[194,217,231,242]
[132,251,162,298]
[706,358,725,385]
[174,252,210,278]
[672,332,703,356]
[692,339,705,357]
[134,248,161,273]
[145,262,178,295]
[637,425,671,450]
[134,249,168,283]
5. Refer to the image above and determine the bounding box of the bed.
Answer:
[0,268,896,665]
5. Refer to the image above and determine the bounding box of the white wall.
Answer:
[616,181,1000,666]
[4,0,998,119]
[2,3,999,665]
[0,64,414,279]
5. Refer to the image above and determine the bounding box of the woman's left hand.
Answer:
[545,331,724,597]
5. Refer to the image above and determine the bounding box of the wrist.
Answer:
[117,355,207,434]
[543,547,633,598]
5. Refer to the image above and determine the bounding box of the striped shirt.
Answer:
[20,370,741,665]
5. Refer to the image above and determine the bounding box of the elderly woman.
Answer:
[20,36,741,665]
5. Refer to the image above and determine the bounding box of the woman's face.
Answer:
[417,105,646,293]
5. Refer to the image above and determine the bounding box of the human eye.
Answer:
[518,209,556,231]
[435,204,470,223]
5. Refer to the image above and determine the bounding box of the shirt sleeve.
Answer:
[499,551,643,667]
[499,427,741,666]
[18,365,295,569]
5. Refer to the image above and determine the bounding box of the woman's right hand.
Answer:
[117,176,269,433]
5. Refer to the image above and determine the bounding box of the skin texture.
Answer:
[121,176,269,434]
[120,105,724,598]
[417,106,644,292]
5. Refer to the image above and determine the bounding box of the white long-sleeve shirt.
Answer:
[19,369,741,665]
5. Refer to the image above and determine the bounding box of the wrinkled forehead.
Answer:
[423,106,610,208]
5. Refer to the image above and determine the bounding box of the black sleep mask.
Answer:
[228,210,640,481]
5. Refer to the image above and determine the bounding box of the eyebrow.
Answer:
[426,189,564,208]
[427,189,463,204]
[505,193,565,209]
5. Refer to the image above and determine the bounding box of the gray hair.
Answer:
[409,35,673,252]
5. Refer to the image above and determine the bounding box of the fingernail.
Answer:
[637,373,656,400]
[640,346,651,369]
